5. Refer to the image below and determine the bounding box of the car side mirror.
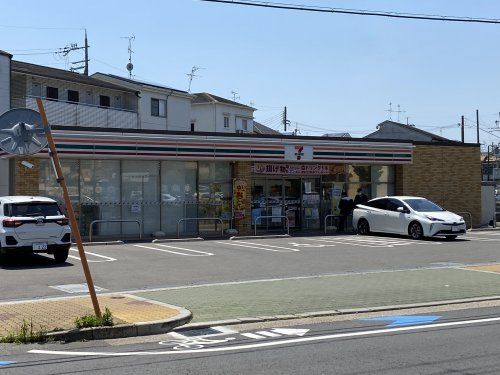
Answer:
[397,206,405,213]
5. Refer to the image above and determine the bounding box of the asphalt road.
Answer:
[1,305,500,374]
[1,231,500,302]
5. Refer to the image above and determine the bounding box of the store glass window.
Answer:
[121,160,160,237]
[80,160,121,236]
[161,161,198,235]
[198,162,232,233]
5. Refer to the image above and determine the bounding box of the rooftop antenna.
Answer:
[396,104,406,123]
[121,34,135,78]
[231,91,240,101]
[186,66,203,93]
[386,102,393,120]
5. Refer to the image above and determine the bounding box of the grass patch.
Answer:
[0,319,49,344]
[74,307,114,329]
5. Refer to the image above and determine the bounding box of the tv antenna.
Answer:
[186,66,203,93]
[386,102,393,120]
[231,91,240,101]
[121,34,135,78]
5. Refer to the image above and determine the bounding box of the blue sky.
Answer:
[1,0,500,146]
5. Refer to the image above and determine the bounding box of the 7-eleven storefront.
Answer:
[11,128,413,238]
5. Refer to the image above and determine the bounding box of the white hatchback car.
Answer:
[0,196,71,263]
[353,196,466,240]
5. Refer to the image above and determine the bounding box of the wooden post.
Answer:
[36,98,101,317]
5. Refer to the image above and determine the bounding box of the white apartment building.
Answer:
[92,73,194,131]
[190,93,255,133]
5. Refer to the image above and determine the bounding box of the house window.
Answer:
[191,122,195,132]
[223,116,230,128]
[46,86,58,100]
[67,90,79,103]
[151,98,166,117]
[242,119,248,131]
[100,95,110,107]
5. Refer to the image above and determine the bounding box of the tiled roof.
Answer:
[365,120,451,142]
[11,61,136,93]
[193,92,255,110]
[253,121,280,135]
[95,73,188,94]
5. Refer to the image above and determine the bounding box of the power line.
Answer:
[200,0,500,24]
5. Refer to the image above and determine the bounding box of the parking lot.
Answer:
[1,231,500,302]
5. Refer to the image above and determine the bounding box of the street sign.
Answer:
[0,108,47,155]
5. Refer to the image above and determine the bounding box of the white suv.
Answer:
[0,196,71,263]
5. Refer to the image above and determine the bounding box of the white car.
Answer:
[353,196,466,240]
[0,196,72,263]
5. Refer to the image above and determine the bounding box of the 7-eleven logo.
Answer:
[294,146,304,160]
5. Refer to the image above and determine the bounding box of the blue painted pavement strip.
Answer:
[0,361,16,366]
[361,315,441,327]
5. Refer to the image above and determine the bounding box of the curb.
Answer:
[176,295,500,331]
[152,237,204,243]
[47,307,192,342]
[230,234,291,240]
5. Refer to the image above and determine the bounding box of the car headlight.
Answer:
[425,215,444,222]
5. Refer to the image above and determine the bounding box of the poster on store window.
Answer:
[331,182,344,215]
[233,179,247,219]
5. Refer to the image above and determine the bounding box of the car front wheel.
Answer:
[409,222,424,240]
[54,247,69,263]
[357,219,370,235]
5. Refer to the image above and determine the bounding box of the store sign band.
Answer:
[254,163,330,175]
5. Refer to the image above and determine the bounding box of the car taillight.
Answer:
[56,218,69,226]
[3,219,24,228]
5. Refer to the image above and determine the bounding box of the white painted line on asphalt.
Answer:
[256,331,281,337]
[241,332,265,339]
[467,237,500,242]
[29,315,500,356]
[68,248,117,263]
[154,243,213,256]
[133,244,213,257]
[215,241,298,252]
[235,241,301,252]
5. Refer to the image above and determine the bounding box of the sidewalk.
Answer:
[0,294,191,341]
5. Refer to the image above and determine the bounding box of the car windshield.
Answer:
[403,198,444,212]
[5,202,62,217]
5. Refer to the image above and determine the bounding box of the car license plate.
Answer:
[32,242,48,251]
[452,226,459,232]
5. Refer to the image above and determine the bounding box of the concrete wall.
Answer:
[192,103,254,133]
[481,184,496,226]
[395,144,482,227]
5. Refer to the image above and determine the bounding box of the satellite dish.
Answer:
[0,108,47,155]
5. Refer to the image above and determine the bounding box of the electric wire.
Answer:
[200,0,500,24]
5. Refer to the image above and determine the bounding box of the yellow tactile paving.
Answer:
[0,295,180,336]
[465,264,500,274]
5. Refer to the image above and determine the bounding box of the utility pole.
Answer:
[461,115,465,143]
[476,109,480,144]
[84,29,89,75]
[283,106,288,132]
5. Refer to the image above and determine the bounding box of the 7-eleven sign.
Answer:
[285,145,313,161]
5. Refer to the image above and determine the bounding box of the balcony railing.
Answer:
[15,96,138,129]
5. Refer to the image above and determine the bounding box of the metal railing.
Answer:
[177,218,224,238]
[456,211,473,229]
[324,214,339,234]
[89,219,142,242]
[254,216,290,236]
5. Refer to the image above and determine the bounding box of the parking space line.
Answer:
[133,244,213,257]
[68,248,117,263]
[154,243,214,256]
[215,241,299,252]
[467,237,500,242]
[310,237,431,248]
